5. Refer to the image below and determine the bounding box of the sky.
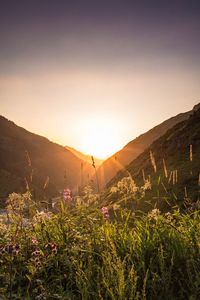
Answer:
[0,0,200,158]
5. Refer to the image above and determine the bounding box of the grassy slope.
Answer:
[106,108,200,211]
[97,105,199,188]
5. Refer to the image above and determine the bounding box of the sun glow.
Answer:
[79,115,122,159]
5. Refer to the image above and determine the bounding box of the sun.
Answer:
[79,115,122,159]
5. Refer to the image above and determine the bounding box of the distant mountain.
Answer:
[107,106,200,210]
[0,116,94,201]
[65,146,103,166]
[97,104,200,189]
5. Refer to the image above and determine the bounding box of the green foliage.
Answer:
[0,192,200,299]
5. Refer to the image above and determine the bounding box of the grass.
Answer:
[0,146,199,299]
[0,189,200,299]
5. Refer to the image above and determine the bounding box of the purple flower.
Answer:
[101,207,110,219]
[63,188,72,201]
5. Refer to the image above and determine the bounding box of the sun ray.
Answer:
[79,115,123,159]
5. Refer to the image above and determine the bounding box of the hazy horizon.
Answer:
[1,101,198,161]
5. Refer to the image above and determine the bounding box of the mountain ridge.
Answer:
[96,103,200,189]
[0,115,94,201]
[65,145,103,166]
[106,105,200,210]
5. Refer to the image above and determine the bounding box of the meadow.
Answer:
[0,181,200,300]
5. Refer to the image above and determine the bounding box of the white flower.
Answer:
[142,180,151,191]
[33,210,52,224]
[110,186,118,193]
[148,208,161,220]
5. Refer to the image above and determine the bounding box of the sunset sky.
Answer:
[0,0,200,158]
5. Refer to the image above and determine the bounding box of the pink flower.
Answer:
[63,188,72,201]
[31,238,38,245]
[101,207,110,219]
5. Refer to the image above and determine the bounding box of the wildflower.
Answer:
[33,210,52,224]
[34,257,40,263]
[115,177,139,195]
[31,238,39,245]
[63,188,72,201]
[32,250,41,257]
[82,185,98,205]
[110,186,118,193]
[6,192,29,214]
[1,243,20,255]
[45,242,58,255]
[31,249,43,269]
[35,260,42,269]
[165,212,174,223]
[142,179,151,191]
[101,207,110,219]
[148,208,161,221]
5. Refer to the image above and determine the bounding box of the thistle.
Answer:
[91,156,100,193]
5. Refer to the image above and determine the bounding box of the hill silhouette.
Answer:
[0,116,94,202]
[65,146,103,166]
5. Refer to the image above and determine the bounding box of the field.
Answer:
[0,186,200,300]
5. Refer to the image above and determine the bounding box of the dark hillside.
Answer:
[96,104,199,188]
[106,107,200,210]
[0,116,94,201]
